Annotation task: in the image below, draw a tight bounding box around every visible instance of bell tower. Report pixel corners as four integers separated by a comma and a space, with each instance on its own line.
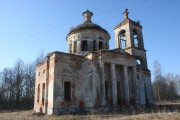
114, 9, 148, 68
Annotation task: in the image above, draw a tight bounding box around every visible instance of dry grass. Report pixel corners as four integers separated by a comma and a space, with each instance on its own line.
0, 110, 180, 120
155, 101, 180, 105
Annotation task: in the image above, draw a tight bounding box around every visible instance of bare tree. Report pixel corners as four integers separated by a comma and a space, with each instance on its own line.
35, 50, 45, 64
153, 60, 163, 101
175, 74, 180, 95
152, 60, 180, 102
0, 59, 35, 110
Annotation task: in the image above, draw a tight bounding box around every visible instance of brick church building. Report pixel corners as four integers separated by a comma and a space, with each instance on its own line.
34, 9, 153, 114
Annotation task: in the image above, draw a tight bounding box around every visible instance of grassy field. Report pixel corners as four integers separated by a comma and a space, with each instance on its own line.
0, 110, 180, 120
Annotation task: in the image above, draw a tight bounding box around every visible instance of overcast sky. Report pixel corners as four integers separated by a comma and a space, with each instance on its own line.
0, 0, 180, 76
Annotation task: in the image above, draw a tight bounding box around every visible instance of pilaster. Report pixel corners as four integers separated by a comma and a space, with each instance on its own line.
111, 64, 117, 105
99, 62, 106, 105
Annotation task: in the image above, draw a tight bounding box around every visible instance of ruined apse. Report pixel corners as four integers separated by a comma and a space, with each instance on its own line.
34, 9, 154, 115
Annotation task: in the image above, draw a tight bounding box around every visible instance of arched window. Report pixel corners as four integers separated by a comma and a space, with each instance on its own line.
38, 72, 41, 76
43, 69, 46, 74
73, 41, 77, 52
136, 57, 144, 66
99, 37, 103, 40
42, 83, 45, 105
133, 29, 138, 48
136, 59, 141, 65
119, 30, 126, 49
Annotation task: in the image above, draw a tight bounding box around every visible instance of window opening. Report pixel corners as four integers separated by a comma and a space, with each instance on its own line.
43, 69, 45, 74
64, 82, 71, 101
136, 60, 141, 65
74, 41, 77, 52
105, 43, 107, 49
82, 40, 87, 51
137, 74, 140, 79
93, 40, 96, 51
42, 83, 45, 105
133, 30, 138, 47
99, 41, 103, 50
119, 30, 126, 49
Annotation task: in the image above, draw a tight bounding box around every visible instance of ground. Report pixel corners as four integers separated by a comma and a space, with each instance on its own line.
0, 110, 180, 120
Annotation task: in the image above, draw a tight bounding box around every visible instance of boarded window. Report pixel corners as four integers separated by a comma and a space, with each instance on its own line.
74, 41, 77, 52
99, 41, 103, 50
42, 83, 45, 105
82, 40, 87, 51
93, 40, 96, 51
64, 82, 71, 101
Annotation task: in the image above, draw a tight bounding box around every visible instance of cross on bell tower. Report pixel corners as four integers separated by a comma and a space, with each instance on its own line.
123, 8, 129, 19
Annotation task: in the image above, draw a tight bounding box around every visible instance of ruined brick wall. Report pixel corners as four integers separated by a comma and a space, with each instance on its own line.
34, 53, 55, 114
52, 52, 100, 114
34, 60, 48, 112
34, 51, 154, 115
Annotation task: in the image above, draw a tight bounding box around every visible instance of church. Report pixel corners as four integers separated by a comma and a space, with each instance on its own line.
34, 9, 154, 115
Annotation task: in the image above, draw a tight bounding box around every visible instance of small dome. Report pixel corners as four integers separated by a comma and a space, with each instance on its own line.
67, 10, 110, 39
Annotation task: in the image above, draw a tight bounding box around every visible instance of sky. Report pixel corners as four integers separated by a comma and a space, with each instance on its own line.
0, 0, 180, 77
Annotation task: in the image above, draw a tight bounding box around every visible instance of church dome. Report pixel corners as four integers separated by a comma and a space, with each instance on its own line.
66, 10, 110, 56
